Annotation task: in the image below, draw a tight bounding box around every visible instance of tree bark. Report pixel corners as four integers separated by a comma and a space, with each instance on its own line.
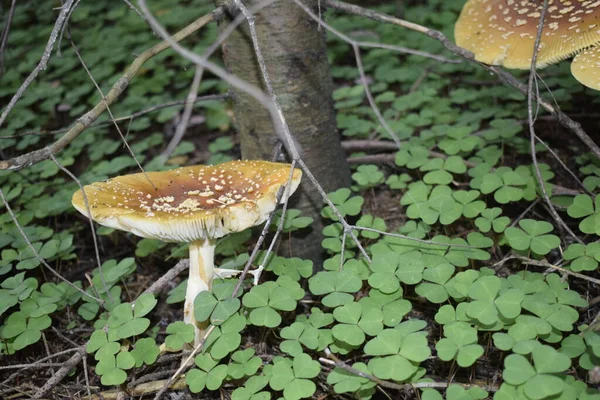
215, 0, 351, 265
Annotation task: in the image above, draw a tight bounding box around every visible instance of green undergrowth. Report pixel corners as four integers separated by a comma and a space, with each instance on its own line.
1, 1, 600, 400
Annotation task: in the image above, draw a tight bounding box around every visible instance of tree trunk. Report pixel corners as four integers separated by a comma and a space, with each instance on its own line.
214, 0, 351, 265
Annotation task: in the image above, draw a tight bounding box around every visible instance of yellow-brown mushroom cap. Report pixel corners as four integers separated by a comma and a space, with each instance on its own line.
571, 45, 600, 90
455, 0, 600, 69
72, 160, 302, 242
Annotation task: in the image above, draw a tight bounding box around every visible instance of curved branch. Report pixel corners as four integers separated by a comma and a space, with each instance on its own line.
0, 0, 76, 128
0, 8, 224, 171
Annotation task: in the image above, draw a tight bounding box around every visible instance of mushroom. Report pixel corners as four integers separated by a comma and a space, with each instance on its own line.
454, 0, 600, 68
72, 160, 302, 344
571, 45, 600, 91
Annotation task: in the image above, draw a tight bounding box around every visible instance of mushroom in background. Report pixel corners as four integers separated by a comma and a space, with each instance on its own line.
572, 45, 600, 91
72, 160, 302, 345
454, 0, 600, 90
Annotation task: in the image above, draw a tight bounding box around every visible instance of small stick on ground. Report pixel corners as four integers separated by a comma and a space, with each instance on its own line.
513, 255, 600, 286
320, 348, 499, 393
32, 347, 85, 399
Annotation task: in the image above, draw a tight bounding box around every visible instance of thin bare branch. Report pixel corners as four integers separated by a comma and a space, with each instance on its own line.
232, 163, 295, 296
121, 0, 149, 25
534, 133, 590, 196
0, 0, 17, 76
0, 348, 79, 372
66, 28, 156, 189
254, 163, 297, 272
513, 255, 600, 286
525, 0, 582, 244
352, 226, 482, 249
0, 9, 222, 171
153, 325, 216, 400
141, 259, 189, 297
32, 347, 85, 399
50, 154, 111, 299
161, 65, 204, 160
56, 0, 82, 56
354, 41, 461, 64
0, 188, 103, 305
0, 0, 76, 128
320, 348, 499, 392
343, 140, 398, 152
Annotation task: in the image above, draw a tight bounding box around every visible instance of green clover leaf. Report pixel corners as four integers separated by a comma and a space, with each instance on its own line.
564, 243, 600, 272
270, 209, 313, 233
228, 348, 262, 379
475, 207, 510, 233
308, 270, 362, 307
352, 164, 385, 188
165, 321, 195, 351
568, 194, 600, 235
243, 281, 302, 328
436, 322, 483, 367
386, 173, 412, 190
131, 337, 159, 367
280, 322, 320, 356
269, 354, 320, 400
327, 362, 375, 394
321, 188, 364, 221
505, 219, 560, 256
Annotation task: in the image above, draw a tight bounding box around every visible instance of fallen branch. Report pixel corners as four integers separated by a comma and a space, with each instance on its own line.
19, 259, 192, 398
342, 139, 398, 152
513, 255, 600, 286
142, 259, 189, 296
153, 325, 217, 400
320, 348, 499, 393
81, 377, 187, 400
0, 8, 224, 171
32, 347, 85, 399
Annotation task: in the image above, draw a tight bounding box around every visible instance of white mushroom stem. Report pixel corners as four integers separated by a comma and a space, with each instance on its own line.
183, 241, 265, 347
184, 238, 216, 346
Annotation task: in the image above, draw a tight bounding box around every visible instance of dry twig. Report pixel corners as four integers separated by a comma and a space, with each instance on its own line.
512, 255, 600, 286
0, 8, 224, 171
320, 348, 499, 393
524, 0, 582, 244
0, 0, 76, 128
0, 0, 17, 76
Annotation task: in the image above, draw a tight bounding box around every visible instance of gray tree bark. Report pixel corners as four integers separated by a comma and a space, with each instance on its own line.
214, 0, 351, 265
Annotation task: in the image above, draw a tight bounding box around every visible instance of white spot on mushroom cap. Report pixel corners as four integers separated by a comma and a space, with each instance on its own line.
571, 45, 600, 90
